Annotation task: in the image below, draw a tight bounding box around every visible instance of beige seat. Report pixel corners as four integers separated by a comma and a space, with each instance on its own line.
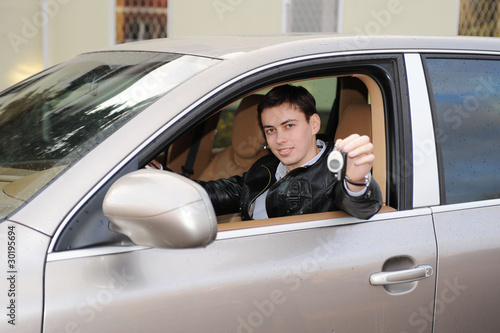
166, 113, 219, 179
198, 94, 269, 181
334, 101, 387, 205
334, 103, 372, 142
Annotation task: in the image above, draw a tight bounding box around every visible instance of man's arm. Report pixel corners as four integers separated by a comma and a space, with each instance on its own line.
333, 134, 383, 219
335, 134, 375, 193
332, 177, 383, 219
194, 176, 244, 216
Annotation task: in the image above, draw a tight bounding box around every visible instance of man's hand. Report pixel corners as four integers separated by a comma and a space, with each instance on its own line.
335, 134, 374, 192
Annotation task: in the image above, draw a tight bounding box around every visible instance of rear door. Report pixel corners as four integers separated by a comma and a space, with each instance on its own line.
422, 54, 500, 331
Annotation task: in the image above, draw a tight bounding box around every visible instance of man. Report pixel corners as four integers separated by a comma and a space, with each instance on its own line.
198, 84, 382, 220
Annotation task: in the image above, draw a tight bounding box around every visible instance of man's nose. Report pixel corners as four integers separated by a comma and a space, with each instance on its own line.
274, 130, 287, 144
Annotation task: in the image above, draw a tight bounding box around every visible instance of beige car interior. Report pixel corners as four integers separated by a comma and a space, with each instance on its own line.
165, 94, 269, 181
197, 94, 269, 181
160, 75, 392, 228
166, 113, 219, 179
336, 74, 387, 206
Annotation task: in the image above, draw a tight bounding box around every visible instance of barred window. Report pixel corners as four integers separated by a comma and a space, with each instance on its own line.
116, 0, 168, 44
459, 0, 500, 37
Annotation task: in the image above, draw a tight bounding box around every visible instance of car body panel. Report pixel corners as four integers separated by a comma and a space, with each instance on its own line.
100, 35, 500, 59
0, 221, 50, 332
431, 202, 500, 331
44, 209, 436, 332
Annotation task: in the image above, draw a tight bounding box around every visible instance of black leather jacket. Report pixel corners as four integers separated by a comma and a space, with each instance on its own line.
197, 142, 382, 220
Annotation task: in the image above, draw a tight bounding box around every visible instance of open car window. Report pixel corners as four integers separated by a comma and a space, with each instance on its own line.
53, 55, 401, 252
160, 74, 390, 226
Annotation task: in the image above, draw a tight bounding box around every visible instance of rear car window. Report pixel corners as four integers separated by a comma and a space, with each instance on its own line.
426, 57, 500, 204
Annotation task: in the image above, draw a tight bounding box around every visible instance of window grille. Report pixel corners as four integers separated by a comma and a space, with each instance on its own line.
116, 0, 168, 43
459, 0, 500, 36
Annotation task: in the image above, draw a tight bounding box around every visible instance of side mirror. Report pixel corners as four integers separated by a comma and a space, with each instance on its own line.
103, 169, 217, 249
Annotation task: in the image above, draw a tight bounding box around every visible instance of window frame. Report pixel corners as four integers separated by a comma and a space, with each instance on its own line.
53, 52, 408, 251
141, 54, 408, 224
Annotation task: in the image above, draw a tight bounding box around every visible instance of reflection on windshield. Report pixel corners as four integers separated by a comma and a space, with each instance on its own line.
0, 51, 218, 219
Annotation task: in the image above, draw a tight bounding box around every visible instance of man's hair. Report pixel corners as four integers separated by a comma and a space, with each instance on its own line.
257, 84, 317, 127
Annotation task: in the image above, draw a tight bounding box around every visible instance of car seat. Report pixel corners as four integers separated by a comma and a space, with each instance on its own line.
198, 94, 269, 181
334, 102, 372, 142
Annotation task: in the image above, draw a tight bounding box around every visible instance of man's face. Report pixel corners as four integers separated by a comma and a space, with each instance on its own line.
261, 103, 321, 172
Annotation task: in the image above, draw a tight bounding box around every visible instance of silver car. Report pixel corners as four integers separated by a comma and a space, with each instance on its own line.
1, 35, 500, 332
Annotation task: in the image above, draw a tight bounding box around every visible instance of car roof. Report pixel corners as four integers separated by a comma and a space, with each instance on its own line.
96, 34, 500, 59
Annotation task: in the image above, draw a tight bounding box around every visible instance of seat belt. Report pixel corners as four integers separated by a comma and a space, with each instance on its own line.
182, 123, 205, 178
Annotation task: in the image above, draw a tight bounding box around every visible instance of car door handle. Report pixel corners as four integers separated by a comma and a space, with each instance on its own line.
369, 265, 433, 286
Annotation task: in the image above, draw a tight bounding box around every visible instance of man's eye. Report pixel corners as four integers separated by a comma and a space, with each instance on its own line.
286, 124, 294, 129
265, 129, 274, 134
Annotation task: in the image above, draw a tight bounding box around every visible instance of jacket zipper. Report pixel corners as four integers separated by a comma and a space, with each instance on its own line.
247, 164, 273, 218
247, 165, 308, 218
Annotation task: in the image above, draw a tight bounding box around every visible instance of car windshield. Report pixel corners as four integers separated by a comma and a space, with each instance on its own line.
0, 51, 219, 220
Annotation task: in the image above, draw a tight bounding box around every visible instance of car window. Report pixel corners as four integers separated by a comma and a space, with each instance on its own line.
425, 57, 500, 204
212, 77, 337, 150
0, 52, 218, 220
164, 73, 389, 225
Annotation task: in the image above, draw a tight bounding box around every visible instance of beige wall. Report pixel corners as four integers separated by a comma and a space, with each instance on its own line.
0, 0, 460, 92
169, 0, 283, 36
169, 0, 459, 37
48, 0, 113, 66
0, 1, 44, 91
0, 0, 113, 92
342, 0, 459, 35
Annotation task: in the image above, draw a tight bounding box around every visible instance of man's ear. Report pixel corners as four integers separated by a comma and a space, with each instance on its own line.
310, 113, 321, 135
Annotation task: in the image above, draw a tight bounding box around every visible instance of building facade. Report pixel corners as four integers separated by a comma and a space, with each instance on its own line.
0, 0, 475, 91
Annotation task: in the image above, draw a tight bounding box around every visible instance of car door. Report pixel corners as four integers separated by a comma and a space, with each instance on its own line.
44, 211, 436, 332
43, 53, 438, 332
422, 54, 500, 332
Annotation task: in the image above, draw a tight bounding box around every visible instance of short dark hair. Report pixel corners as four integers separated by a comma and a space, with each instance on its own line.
257, 84, 317, 127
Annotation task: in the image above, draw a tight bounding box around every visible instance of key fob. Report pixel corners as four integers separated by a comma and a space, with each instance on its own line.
327, 149, 347, 181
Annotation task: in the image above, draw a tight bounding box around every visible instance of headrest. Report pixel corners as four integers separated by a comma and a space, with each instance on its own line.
334, 103, 372, 141
232, 94, 265, 159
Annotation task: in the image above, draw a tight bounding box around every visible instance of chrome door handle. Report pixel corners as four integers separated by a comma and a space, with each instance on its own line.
369, 265, 433, 286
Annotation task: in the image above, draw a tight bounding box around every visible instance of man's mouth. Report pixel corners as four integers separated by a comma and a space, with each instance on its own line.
277, 147, 293, 156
